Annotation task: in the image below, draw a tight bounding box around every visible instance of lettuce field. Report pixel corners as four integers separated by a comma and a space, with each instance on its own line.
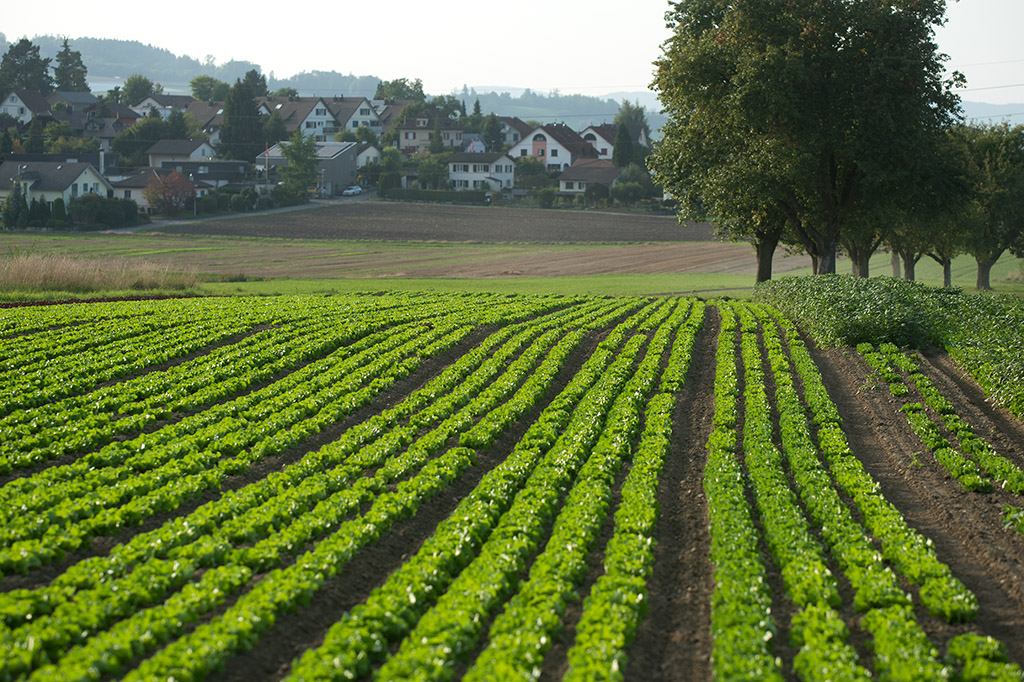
2, 286, 1024, 681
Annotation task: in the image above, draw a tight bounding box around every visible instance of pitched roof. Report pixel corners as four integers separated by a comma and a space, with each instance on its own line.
500, 116, 533, 137
2, 161, 110, 192
47, 91, 99, 108
5, 90, 51, 115
535, 124, 598, 159
140, 94, 196, 108
448, 152, 510, 163
558, 160, 623, 185
262, 140, 358, 163
185, 101, 225, 128
145, 140, 210, 156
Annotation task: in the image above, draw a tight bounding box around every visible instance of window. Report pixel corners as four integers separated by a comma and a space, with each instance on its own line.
306, 122, 313, 128
513, 133, 520, 142
565, 181, 574, 190
405, 132, 414, 140
124, 190, 132, 199
352, 121, 359, 128
534, 134, 546, 142
601, 148, 608, 155
360, 108, 370, 115
520, 149, 527, 157
538, 149, 545, 157
71, 183, 78, 196
551, 149, 558, 157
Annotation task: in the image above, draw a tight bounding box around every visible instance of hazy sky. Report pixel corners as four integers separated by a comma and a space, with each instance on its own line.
4, 0, 1022, 104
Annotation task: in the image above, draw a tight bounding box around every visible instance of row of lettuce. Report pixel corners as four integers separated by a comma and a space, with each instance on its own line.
1, 288, 1022, 680
706, 300, 1022, 681
755, 275, 1024, 420
0, 292, 714, 681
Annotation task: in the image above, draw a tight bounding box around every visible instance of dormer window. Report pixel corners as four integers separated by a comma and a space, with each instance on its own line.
533, 134, 547, 142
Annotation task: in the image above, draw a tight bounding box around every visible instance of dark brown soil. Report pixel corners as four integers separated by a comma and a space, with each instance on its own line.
810, 344, 1024, 665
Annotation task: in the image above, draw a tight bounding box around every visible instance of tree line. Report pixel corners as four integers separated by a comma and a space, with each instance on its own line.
649, 0, 1024, 290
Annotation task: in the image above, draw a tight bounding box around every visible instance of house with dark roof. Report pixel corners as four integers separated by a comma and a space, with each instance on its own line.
499, 117, 533, 147
185, 101, 226, 146
579, 124, 651, 161
0, 161, 113, 209
145, 140, 216, 168
507, 124, 598, 172
1, 91, 52, 126
557, 159, 623, 195
448, 152, 515, 190
395, 109, 464, 156
326, 97, 384, 135
46, 91, 99, 113
132, 94, 196, 119
112, 167, 212, 214
374, 99, 418, 137
257, 96, 336, 141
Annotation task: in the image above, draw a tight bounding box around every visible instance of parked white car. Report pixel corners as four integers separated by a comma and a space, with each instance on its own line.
342, 185, 362, 196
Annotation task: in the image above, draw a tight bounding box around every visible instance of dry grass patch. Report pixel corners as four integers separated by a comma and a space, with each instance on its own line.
0, 252, 198, 293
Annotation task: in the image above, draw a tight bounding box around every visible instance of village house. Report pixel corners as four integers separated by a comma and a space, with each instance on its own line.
1, 91, 51, 125
557, 159, 623, 196
579, 124, 651, 161
447, 152, 515, 191
260, 140, 359, 196
112, 168, 211, 214
0, 161, 113, 209
499, 117, 532, 147
326, 97, 384, 135
257, 96, 336, 141
146, 140, 216, 168
131, 94, 196, 119
507, 124, 598, 172
396, 109, 463, 156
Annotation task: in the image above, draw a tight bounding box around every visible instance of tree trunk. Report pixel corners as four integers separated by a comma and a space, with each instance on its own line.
942, 260, 952, 287
816, 225, 841, 275
754, 234, 780, 283
902, 256, 917, 281
976, 257, 995, 291
891, 252, 901, 278
850, 249, 871, 278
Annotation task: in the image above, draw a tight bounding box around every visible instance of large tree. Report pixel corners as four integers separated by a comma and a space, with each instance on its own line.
190, 75, 230, 102
954, 122, 1024, 290
122, 74, 162, 106
613, 99, 652, 145
375, 78, 426, 102
218, 76, 265, 160
53, 38, 89, 92
0, 38, 55, 95
279, 128, 320, 196
651, 0, 961, 276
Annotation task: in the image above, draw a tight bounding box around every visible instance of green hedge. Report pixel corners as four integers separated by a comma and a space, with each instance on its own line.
754, 275, 1024, 419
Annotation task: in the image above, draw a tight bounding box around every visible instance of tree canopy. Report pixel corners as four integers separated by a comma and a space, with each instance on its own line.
650, 0, 961, 276
121, 74, 162, 106
54, 38, 89, 92
218, 75, 265, 161
0, 39, 55, 95
190, 75, 230, 101
375, 78, 426, 102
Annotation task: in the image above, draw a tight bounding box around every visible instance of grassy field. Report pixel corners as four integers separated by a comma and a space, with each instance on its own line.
0, 221, 1021, 300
